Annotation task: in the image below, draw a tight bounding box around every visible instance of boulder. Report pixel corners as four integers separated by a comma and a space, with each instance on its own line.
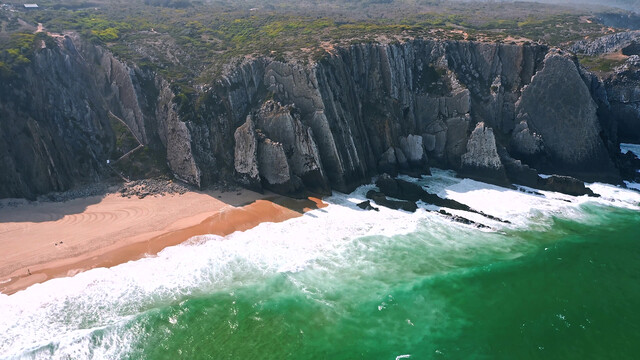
394, 147, 409, 170
399, 134, 429, 169
423, 134, 436, 152
375, 174, 473, 212
356, 200, 379, 211
424, 120, 448, 158
497, 147, 540, 188
257, 137, 299, 194
538, 175, 598, 197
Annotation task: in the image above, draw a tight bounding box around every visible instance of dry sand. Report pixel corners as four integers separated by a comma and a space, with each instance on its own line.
0, 189, 325, 295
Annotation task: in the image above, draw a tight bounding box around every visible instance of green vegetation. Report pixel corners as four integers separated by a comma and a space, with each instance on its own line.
2, 0, 622, 82
112, 145, 171, 180
109, 115, 141, 159
578, 54, 627, 73
0, 0, 632, 112
0, 31, 54, 76
29, 10, 135, 43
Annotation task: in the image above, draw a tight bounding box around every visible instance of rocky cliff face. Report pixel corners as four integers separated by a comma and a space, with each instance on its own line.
0, 35, 112, 199
0, 33, 198, 199
0, 35, 629, 199
602, 56, 640, 144
513, 50, 618, 181
571, 31, 640, 56
571, 32, 640, 146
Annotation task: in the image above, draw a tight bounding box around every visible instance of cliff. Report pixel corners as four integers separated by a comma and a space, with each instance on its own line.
601, 56, 640, 144
0, 33, 193, 199
0, 34, 630, 199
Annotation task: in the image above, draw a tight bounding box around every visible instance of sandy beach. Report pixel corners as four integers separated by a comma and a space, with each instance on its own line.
0, 189, 325, 295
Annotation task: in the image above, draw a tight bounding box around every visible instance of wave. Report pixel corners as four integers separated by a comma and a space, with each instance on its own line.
621, 142, 640, 158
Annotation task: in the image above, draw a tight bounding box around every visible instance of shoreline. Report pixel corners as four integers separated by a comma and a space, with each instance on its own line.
0, 189, 325, 295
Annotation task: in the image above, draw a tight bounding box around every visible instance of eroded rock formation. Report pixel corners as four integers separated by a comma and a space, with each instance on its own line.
0, 34, 631, 199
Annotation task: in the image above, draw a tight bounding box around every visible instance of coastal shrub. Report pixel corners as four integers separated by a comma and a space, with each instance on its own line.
0, 32, 39, 75
578, 55, 626, 73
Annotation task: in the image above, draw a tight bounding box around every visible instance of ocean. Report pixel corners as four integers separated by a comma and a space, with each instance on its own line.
1, 169, 639, 360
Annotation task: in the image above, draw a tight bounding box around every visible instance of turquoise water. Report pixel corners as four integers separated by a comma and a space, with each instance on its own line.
1, 171, 640, 359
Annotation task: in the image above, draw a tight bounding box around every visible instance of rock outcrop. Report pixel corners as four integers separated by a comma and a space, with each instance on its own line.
513, 51, 618, 182
460, 122, 509, 187
603, 56, 640, 144
257, 137, 300, 194
539, 175, 597, 197
0, 35, 112, 199
234, 117, 261, 191
571, 31, 640, 56
254, 100, 328, 194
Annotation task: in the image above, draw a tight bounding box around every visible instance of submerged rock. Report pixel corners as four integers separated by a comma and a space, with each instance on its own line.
375, 174, 473, 212
538, 175, 598, 197
366, 190, 418, 213
438, 209, 490, 229
356, 200, 379, 211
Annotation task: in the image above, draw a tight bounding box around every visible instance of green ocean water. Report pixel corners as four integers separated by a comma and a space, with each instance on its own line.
121, 205, 640, 360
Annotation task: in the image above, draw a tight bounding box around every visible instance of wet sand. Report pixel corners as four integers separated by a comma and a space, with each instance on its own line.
0, 190, 325, 295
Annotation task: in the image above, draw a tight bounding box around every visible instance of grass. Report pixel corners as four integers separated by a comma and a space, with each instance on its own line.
578, 54, 627, 73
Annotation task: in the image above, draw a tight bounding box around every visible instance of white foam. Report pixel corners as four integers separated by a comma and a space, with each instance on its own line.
409, 169, 639, 229
621, 143, 640, 158
1, 169, 638, 359
624, 181, 640, 192
587, 182, 640, 207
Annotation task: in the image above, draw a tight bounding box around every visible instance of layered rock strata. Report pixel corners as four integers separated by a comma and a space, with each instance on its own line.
0, 35, 629, 199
